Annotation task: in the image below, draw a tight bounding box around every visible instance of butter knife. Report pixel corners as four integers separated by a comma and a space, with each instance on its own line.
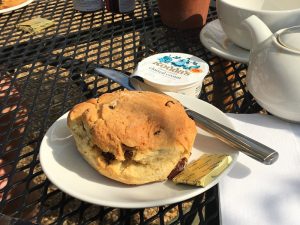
95, 68, 279, 165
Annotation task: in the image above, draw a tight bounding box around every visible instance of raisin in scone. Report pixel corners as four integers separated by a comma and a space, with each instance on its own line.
67, 91, 197, 185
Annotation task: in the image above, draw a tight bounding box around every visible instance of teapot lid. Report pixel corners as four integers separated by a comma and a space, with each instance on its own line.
278, 27, 300, 52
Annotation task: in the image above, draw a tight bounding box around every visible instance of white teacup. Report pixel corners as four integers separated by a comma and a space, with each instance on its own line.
217, 0, 300, 50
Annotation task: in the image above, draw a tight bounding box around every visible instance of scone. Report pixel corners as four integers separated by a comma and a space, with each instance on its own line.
67, 91, 197, 185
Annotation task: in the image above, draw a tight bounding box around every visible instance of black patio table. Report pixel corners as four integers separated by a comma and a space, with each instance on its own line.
0, 0, 263, 224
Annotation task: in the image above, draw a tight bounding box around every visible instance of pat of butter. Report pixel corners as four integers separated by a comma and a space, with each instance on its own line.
172, 154, 232, 187
17, 17, 55, 34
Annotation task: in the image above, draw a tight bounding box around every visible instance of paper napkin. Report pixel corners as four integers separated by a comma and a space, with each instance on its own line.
220, 113, 300, 225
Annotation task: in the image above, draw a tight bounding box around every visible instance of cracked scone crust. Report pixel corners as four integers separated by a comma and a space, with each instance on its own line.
67, 91, 197, 185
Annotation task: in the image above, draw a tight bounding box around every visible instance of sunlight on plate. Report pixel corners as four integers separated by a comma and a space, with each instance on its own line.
39, 93, 238, 208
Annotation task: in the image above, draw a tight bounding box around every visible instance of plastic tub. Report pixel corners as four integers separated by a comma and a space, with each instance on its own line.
132, 53, 209, 97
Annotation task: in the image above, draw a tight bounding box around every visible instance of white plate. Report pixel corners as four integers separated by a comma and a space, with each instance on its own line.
200, 19, 250, 64
0, 0, 34, 14
39, 93, 238, 208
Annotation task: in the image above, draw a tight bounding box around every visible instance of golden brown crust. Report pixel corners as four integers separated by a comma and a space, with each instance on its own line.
67, 91, 197, 184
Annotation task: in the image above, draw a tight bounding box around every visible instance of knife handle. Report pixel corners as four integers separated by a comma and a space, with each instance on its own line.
185, 109, 279, 165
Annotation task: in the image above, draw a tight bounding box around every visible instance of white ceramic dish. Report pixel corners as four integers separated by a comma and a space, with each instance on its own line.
39, 93, 238, 208
0, 0, 34, 14
200, 19, 249, 64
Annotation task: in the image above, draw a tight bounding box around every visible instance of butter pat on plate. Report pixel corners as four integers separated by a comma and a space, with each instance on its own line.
173, 154, 232, 187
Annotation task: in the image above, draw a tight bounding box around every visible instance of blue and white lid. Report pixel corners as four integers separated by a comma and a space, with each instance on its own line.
133, 53, 209, 87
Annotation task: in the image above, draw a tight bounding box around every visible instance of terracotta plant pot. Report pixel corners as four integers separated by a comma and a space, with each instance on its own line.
157, 0, 210, 29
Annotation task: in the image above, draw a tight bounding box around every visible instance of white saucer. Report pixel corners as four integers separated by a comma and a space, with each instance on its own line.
200, 19, 250, 64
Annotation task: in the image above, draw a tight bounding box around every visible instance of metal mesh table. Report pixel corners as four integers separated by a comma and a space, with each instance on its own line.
0, 0, 263, 224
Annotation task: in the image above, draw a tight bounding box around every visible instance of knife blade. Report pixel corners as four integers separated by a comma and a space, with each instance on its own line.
95, 67, 279, 165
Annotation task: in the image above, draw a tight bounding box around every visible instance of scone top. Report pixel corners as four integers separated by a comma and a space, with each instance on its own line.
67, 91, 197, 184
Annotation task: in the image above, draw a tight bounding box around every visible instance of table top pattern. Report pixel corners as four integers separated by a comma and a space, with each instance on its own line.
0, 0, 262, 224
